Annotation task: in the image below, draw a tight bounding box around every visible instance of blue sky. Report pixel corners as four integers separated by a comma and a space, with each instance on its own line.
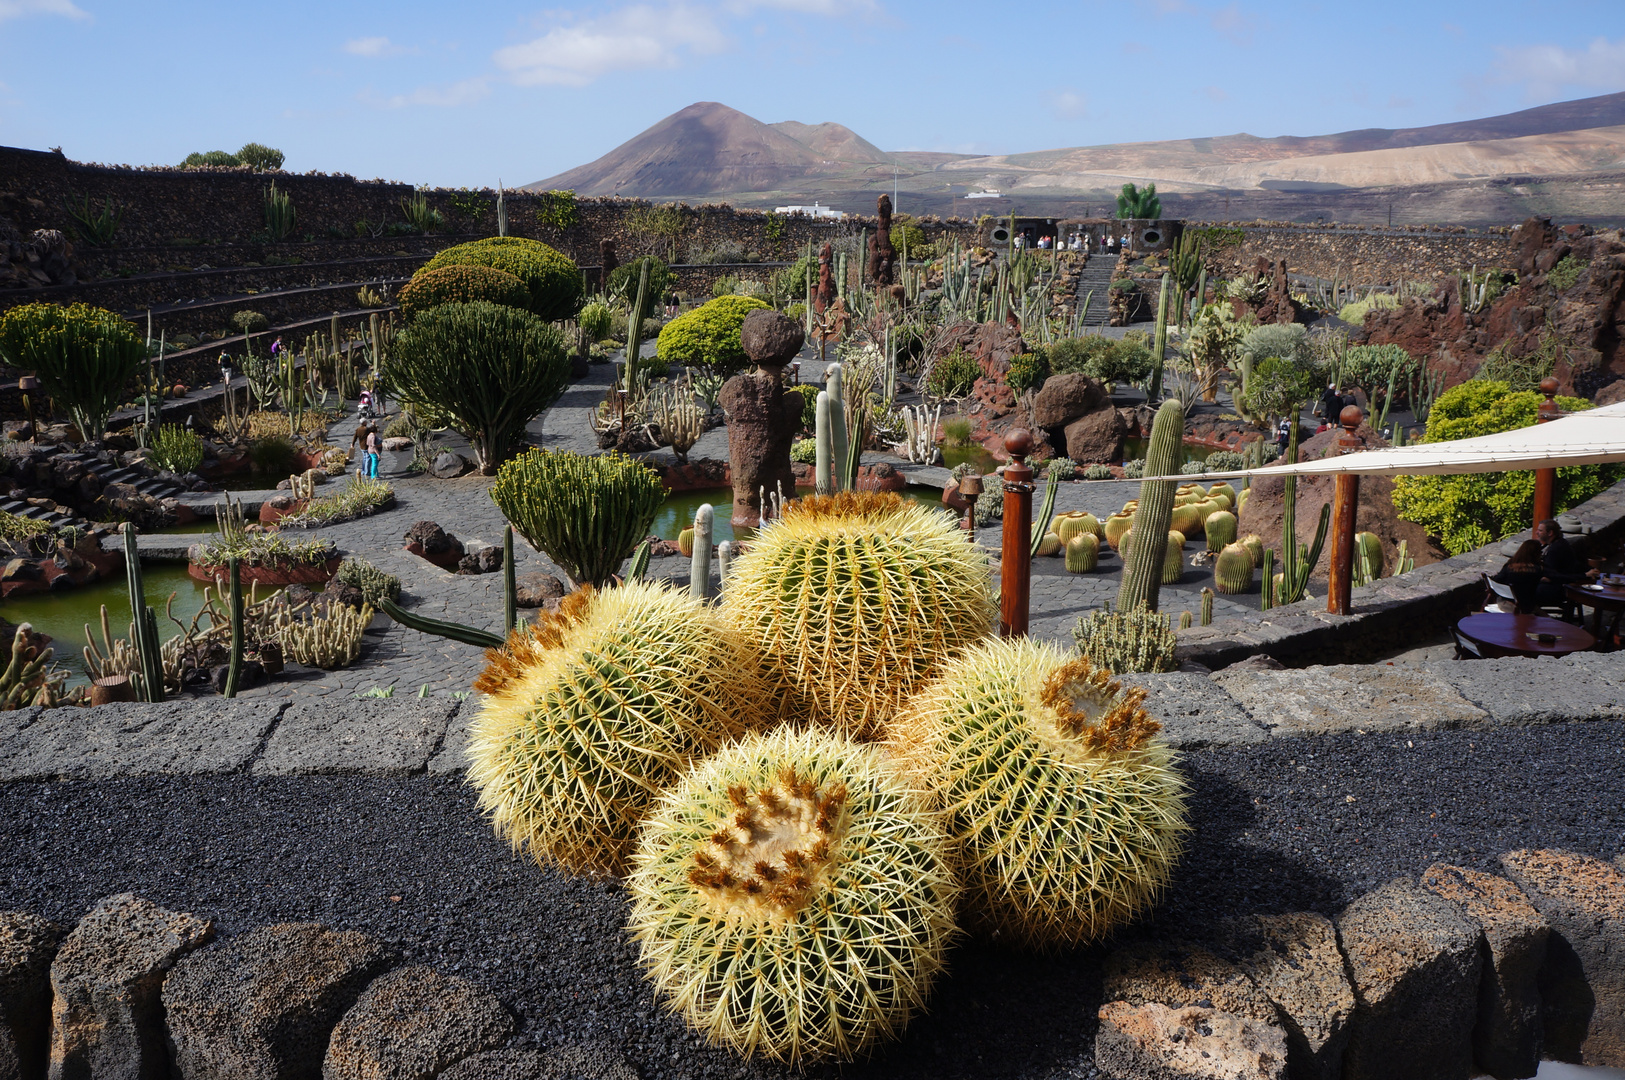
1, 0, 1622, 187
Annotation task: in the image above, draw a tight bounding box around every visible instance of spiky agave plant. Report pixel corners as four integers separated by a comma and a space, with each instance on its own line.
626, 726, 959, 1063
889, 637, 1188, 948
723, 491, 995, 741
467, 581, 770, 876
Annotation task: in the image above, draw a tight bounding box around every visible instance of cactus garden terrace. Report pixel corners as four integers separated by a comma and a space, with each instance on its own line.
0, 211, 1623, 1079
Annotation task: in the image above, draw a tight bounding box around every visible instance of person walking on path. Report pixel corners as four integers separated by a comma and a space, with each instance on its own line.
364, 424, 381, 480
350, 420, 370, 465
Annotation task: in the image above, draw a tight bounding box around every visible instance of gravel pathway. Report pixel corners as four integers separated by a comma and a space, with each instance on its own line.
3, 720, 1619, 1079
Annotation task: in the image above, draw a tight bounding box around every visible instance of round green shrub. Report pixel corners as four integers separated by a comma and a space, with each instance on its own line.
1203, 450, 1246, 472
787, 383, 820, 431
1006, 350, 1049, 395
391, 302, 570, 473
0, 302, 145, 442
248, 435, 298, 476
927, 349, 981, 398
606, 257, 672, 322
576, 300, 613, 341
655, 295, 771, 378
397, 265, 532, 320
419, 237, 584, 323
790, 438, 817, 464
1393, 380, 1620, 554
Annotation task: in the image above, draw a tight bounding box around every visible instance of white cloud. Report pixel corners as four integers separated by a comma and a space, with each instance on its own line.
362, 77, 492, 109
0, 0, 88, 23
344, 36, 414, 57
1138, 0, 1258, 46
1201, 85, 1228, 102
494, 5, 727, 87
1493, 37, 1625, 100
1047, 88, 1089, 120
724, 0, 877, 15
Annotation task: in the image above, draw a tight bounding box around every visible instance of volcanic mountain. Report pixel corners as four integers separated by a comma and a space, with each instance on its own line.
527, 94, 1625, 225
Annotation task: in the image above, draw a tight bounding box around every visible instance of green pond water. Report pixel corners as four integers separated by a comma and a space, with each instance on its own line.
942, 444, 999, 475
2, 566, 213, 687
1121, 437, 1216, 467
655, 486, 950, 544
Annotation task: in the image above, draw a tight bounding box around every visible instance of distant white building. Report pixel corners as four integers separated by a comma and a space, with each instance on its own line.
964, 190, 1003, 199
773, 202, 845, 221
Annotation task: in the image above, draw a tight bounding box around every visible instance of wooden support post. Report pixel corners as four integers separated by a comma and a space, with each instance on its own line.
1000, 430, 1034, 638
1533, 376, 1561, 527
1328, 405, 1364, 616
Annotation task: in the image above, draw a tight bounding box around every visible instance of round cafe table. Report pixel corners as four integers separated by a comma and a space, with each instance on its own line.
1456, 612, 1596, 659
1567, 581, 1625, 648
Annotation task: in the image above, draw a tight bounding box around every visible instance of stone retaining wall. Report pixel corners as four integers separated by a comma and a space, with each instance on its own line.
1187, 220, 1516, 287
1175, 477, 1625, 669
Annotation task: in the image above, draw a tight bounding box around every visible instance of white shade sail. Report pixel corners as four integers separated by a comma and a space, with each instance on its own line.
1139, 400, 1625, 481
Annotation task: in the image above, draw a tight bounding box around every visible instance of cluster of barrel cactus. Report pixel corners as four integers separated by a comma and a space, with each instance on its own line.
465, 489, 1187, 1064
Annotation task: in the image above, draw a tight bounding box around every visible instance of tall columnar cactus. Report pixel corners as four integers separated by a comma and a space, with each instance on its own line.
1204, 510, 1237, 552
1200, 587, 1213, 626
122, 522, 164, 702
715, 540, 733, 592
889, 637, 1187, 947
1261, 548, 1276, 610
1213, 544, 1255, 594
825, 363, 849, 491
1117, 400, 1185, 612
468, 581, 770, 876
502, 526, 518, 631
1029, 466, 1061, 558
814, 391, 833, 496
689, 503, 713, 601
1355, 531, 1384, 583
223, 557, 244, 698
723, 492, 995, 741
626, 727, 958, 1063
1065, 533, 1099, 573
1150, 273, 1170, 400
490, 449, 665, 588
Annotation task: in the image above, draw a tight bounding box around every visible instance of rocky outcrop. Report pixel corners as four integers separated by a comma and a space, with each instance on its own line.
1216, 912, 1355, 1080
323, 966, 513, 1080
1421, 863, 1550, 1078
0, 912, 62, 1080
1335, 879, 1484, 1080
48, 894, 215, 1080
1499, 849, 1625, 1066
163, 922, 396, 1079
1362, 218, 1625, 397
1235, 420, 1444, 583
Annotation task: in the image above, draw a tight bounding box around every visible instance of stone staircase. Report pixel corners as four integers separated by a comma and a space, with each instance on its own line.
1073, 262, 1118, 328
0, 444, 192, 534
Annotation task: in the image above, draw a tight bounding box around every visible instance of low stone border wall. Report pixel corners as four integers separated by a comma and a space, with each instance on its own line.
1176, 478, 1625, 669
0, 892, 627, 1079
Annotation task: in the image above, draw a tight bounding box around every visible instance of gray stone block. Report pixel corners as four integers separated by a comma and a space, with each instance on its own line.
1335, 878, 1484, 1080
1499, 849, 1625, 1066
1427, 656, 1625, 726
1216, 912, 1354, 1080
0, 911, 63, 1080
1095, 1000, 1287, 1080
0, 700, 281, 780
1121, 672, 1268, 748
253, 698, 457, 776
165, 922, 396, 1080
1420, 863, 1549, 1079
427, 698, 477, 774
324, 966, 513, 1080
49, 894, 215, 1080
1211, 664, 1488, 737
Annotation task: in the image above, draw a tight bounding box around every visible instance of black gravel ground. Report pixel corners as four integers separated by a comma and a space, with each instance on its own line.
4, 721, 1623, 1080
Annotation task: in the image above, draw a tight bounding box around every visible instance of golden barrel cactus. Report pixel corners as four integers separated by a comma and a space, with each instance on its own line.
723, 491, 995, 740
889, 637, 1188, 948
626, 726, 959, 1063
467, 581, 769, 876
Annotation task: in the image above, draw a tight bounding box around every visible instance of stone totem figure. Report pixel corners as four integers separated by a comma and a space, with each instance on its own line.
867, 195, 896, 286
720, 310, 805, 528
814, 242, 835, 317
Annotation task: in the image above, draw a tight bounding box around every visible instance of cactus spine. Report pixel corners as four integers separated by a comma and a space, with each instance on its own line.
1213, 543, 1255, 594
224, 556, 244, 698
1065, 533, 1099, 572
1117, 400, 1184, 612
122, 522, 164, 702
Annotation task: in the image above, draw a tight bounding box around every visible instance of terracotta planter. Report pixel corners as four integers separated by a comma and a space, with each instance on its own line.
90, 675, 135, 706
187, 555, 341, 586
854, 465, 907, 493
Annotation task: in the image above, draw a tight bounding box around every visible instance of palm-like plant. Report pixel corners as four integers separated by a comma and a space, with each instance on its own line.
1116, 182, 1162, 219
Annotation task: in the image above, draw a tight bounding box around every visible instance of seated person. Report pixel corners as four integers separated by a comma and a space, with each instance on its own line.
1535, 518, 1599, 609
1491, 540, 1544, 614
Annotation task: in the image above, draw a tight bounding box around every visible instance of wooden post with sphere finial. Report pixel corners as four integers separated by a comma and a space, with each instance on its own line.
1000, 430, 1034, 637
1328, 404, 1364, 616
1533, 376, 1561, 527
